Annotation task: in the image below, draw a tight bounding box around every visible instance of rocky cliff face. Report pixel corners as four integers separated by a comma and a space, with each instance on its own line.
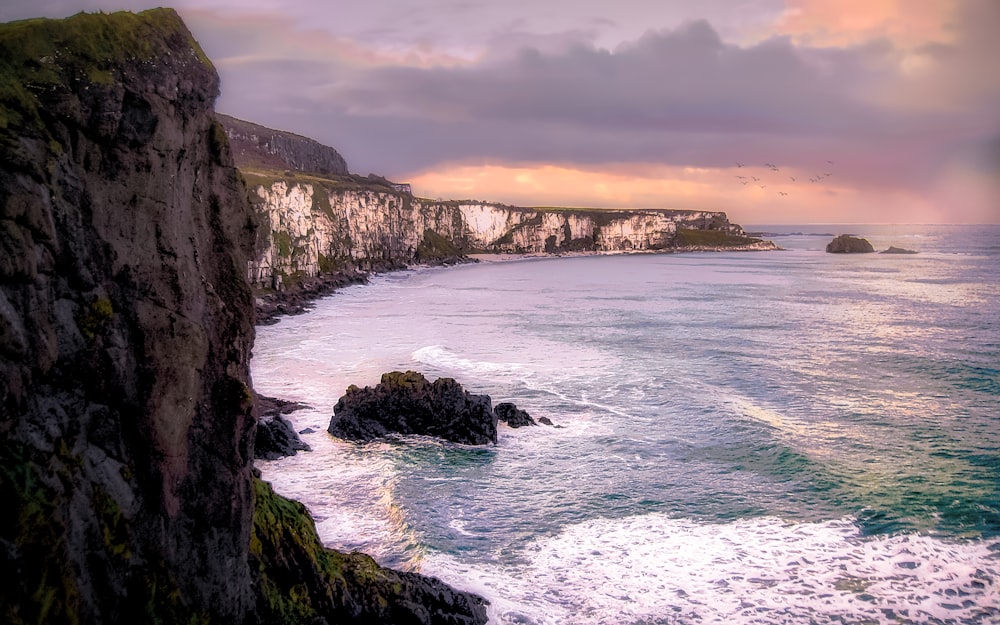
218, 113, 348, 176
0, 9, 258, 621
0, 10, 486, 625
245, 175, 773, 288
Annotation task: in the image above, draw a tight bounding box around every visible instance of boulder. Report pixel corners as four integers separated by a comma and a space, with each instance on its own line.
255, 395, 312, 460
495, 402, 537, 428
881, 246, 918, 254
826, 234, 875, 253
328, 371, 498, 445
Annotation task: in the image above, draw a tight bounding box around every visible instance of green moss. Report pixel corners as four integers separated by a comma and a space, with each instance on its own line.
415, 228, 460, 262
0, 443, 81, 625
92, 484, 131, 561
78, 297, 113, 340
274, 231, 292, 258
0, 9, 210, 136
208, 119, 228, 163
674, 227, 764, 248
317, 253, 334, 274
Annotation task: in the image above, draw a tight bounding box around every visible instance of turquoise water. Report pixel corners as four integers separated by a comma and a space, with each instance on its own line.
252, 225, 1000, 624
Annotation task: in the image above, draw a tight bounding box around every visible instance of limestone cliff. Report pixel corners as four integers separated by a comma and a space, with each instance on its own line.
243, 173, 774, 289
0, 10, 486, 624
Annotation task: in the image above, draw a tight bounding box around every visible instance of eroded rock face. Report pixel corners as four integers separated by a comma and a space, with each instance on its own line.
329, 371, 498, 445
238, 162, 775, 290
826, 234, 875, 253
0, 9, 257, 621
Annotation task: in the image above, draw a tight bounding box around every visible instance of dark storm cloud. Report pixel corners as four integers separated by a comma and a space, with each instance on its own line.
226, 19, 963, 183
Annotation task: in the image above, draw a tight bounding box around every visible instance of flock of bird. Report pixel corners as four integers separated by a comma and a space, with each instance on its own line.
732, 160, 835, 198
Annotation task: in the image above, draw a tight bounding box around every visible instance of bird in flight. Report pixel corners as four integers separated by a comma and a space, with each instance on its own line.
778, 191, 788, 196
736, 161, 744, 167
759, 184, 767, 189
789, 176, 796, 182
752, 176, 760, 182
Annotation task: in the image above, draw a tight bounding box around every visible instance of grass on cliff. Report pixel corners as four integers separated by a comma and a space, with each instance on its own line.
0, 8, 210, 132
250, 478, 408, 622
674, 227, 764, 247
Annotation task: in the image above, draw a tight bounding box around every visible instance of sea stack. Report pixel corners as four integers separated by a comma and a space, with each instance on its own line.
826, 234, 875, 253
329, 371, 499, 444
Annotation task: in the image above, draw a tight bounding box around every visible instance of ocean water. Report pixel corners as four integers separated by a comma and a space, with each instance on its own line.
251, 224, 1000, 624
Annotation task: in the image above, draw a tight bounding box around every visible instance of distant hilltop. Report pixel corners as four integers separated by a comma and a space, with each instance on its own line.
217, 112, 349, 176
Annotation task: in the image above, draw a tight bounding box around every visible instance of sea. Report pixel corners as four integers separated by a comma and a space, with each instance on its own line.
251, 224, 1000, 625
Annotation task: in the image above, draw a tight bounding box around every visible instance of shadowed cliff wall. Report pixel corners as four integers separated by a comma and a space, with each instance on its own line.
0, 10, 489, 624
0, 8, 258, 622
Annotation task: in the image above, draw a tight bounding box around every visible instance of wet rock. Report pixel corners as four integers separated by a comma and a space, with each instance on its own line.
329, 371, 498, 445
826, 234, 875, 253
255, 395, 311, 460
881, 246, 918, 254
495, 402, 537, 428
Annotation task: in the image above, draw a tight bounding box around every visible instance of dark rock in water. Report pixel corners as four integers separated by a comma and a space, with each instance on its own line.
538, 416, 554, 426
329, 371, 498, 445
495, 402, 537, 428
826, 234, 875, 253
255, 395, 311, 460
881, 246, 918, 254
299, 427, 317, 435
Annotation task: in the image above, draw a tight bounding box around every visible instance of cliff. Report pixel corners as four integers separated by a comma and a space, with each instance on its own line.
0, 9, 485, 624
241, 171, 774, 290
218, 112, 348, 177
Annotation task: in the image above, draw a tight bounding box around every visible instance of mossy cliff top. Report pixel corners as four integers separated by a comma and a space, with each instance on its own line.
0, 8, 213, 134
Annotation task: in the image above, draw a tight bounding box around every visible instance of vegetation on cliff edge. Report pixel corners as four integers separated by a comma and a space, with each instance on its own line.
0, 9, 211, 133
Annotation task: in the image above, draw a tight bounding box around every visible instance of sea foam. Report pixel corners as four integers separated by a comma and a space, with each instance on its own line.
424, 515, 999, 625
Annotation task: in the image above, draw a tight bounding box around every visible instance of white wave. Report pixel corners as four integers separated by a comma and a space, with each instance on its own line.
412, 345, 528, 378
423, 515, 1000, 625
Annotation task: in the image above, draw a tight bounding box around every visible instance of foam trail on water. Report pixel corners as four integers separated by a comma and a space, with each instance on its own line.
412, 345, 527, 378
423, 515, 1000, 625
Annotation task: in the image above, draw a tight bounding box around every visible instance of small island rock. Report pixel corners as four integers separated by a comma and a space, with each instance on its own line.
328, 371, 498, 445
495, 402, 537, 428
826, 234, 875, 253
881, 246, 918, 254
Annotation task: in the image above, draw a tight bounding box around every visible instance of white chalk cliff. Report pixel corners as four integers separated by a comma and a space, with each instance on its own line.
245, 178, 774, 288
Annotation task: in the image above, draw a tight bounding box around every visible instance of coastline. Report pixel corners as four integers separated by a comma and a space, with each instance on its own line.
255, 243, 779, 325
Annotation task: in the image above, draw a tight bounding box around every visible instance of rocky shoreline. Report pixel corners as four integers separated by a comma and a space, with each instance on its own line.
254, 244, 777, 324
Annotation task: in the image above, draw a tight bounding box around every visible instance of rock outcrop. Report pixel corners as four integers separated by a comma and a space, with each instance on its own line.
0, 10, 486, 625
881, 246, 918, 254
826, 234, 875, 253
495, 402, 537, 428
329, 371, 498, 445
254, 395, 311, 460
251, 478, 488, 624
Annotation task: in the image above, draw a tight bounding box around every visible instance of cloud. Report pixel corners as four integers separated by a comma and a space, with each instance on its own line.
213, 14, 988, 196
3, 0, 996, 222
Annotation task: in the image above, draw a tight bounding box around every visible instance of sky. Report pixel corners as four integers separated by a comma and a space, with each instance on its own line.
3, 1, 998, 224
